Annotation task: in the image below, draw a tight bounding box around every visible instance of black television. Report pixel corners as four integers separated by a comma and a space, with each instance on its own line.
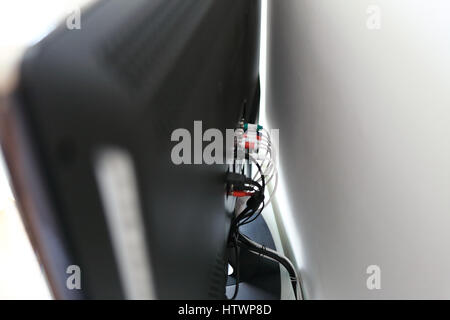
0, 0, 260, 299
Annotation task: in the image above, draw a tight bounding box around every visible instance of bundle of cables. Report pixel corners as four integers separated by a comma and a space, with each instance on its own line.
226, 122, 301, 300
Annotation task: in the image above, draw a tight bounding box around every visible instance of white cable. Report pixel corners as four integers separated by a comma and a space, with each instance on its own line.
265, 165, 278, 207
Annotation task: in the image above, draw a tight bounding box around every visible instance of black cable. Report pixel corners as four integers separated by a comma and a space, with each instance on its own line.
250, 158, 266, 191
237, 232, 300, 300
226, 141, 268, 301
228, 207, 251, 242
238, 200, 264, 227
238, 160, 266, 226
230, 235, 240, 300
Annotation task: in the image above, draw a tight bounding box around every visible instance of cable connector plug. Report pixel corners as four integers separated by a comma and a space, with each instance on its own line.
244, 123, 263, 132
230, 191, 254, 197
226, 172, 257, 192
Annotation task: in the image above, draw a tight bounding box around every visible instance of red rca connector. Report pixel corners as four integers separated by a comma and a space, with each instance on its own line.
245, 141, 256, 150
230, 191, 254, 197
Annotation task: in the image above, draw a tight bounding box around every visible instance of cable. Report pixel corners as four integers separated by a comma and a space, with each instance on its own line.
237, 157, 266, 227
265, 164, 278, 207
226, 121, 286, 300
230, 235, 240, 300
237, 233, 301, 300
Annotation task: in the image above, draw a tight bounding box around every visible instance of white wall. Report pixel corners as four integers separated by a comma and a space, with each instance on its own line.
267, 0, 450, 299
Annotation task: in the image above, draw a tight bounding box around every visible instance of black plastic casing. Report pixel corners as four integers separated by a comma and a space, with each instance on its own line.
0, 0, 260, 299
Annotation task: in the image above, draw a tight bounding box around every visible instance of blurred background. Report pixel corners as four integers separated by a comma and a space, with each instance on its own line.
0, 0, 93, 300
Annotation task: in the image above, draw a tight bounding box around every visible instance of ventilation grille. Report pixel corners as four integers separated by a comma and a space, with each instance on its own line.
102, 0, 197, 88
